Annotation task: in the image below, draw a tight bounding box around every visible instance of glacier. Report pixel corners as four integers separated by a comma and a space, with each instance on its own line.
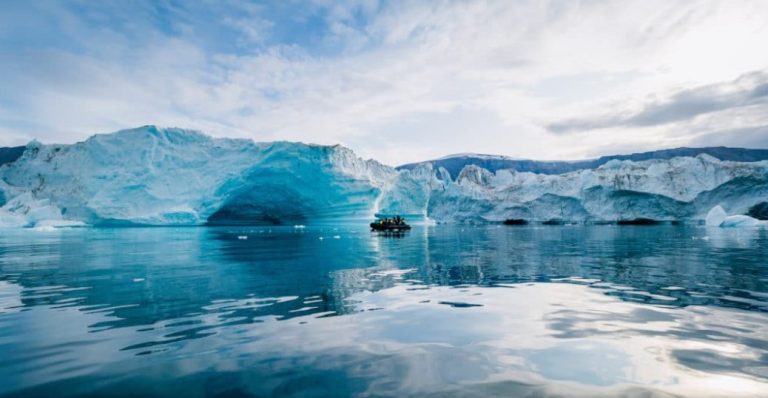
1, 126, 768, 227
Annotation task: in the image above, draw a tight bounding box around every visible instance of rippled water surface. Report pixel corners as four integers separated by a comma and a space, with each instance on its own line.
0, 225, 767, 397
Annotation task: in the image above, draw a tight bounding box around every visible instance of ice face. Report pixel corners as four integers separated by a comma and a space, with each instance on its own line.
1, 126, 768, 227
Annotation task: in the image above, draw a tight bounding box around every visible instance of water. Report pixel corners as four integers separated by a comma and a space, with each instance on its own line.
0, 225, 767, 397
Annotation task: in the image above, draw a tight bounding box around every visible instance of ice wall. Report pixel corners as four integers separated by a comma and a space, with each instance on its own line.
1, 126, 767, 227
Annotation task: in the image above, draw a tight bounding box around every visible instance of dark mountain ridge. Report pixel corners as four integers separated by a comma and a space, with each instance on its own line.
0, 146, 25, 166
398, 147, 768, 178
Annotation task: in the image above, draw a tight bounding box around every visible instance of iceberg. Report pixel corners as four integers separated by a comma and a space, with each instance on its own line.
0, 126, 397, 227
2, 126, 768, 227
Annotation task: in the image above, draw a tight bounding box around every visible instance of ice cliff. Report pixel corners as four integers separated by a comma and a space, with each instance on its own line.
1, 126, 767, 227
0, 126, 396, 227
382, 156, 768, 223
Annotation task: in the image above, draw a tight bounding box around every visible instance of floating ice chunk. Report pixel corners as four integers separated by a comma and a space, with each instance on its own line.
237, 235, 248, 240
31, 225, 57, 232
720, 215, 762, 228
705, 206, 727, 227
706, 205, 766, 228
34, 219, 87, 229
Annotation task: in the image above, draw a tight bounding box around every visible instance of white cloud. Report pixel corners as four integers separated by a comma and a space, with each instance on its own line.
1, 0, 768, 165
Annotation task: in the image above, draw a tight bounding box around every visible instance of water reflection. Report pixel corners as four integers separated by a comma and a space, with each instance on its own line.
0, 225, 766, 397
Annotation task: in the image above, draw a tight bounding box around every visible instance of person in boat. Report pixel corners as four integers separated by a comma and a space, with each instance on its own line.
371, 215, 410, 231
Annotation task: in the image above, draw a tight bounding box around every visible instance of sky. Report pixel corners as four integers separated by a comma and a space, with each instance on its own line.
1, 0, 768, 166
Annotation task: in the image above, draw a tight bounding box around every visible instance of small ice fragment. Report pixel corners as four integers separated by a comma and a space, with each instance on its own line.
237, 235, 248, 240
133, 278, 145, 282
289, 307, 316, 313
32, 225, 57, 232
333, 235, 341, 239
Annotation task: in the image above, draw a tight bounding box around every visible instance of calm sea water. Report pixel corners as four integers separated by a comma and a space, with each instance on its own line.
0, 225, 766, 397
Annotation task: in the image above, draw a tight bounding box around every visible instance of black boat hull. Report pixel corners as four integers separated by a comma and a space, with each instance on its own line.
370, 223, 411, 231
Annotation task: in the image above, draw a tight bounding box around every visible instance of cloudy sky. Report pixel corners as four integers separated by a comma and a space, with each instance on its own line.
1, 0, 767, 165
